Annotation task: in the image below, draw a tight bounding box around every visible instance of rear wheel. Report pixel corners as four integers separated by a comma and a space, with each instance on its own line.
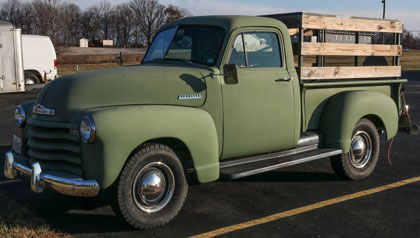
114, 143, 188, 229
330, 118, 380, 180
24, 72, 40, 85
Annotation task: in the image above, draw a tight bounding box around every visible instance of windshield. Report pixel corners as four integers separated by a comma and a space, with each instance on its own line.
143, 26, 225, 66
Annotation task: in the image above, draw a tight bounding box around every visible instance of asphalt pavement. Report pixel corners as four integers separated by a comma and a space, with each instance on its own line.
1, 71, 420, 238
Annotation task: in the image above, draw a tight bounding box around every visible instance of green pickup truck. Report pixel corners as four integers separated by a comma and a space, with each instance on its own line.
4, 14, 418, 229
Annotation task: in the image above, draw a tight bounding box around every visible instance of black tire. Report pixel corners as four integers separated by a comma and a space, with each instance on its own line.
114, 143, 188, 229
24, 72, 40, 85
330, 118, 380, 180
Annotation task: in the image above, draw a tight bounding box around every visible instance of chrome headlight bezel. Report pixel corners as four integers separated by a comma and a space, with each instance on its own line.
80, 115, 96, 143
15, 105, 26, 128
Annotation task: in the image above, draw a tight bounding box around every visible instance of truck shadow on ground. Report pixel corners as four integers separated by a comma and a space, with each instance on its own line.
0, 146, 133, 234
0, 145, 340, 235
232, 171, 342, 183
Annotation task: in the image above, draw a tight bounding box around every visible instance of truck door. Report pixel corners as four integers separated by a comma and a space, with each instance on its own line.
221, 31, 296, 159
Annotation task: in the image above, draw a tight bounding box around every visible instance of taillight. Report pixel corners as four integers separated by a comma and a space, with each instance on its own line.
54, 59, 57, 68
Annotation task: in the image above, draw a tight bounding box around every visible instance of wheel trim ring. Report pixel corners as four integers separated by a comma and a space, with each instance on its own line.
349, 131, 372, 169
132, 161, 175, 213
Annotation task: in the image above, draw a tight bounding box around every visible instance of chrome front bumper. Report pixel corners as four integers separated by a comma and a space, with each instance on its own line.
4, 151, 100, 197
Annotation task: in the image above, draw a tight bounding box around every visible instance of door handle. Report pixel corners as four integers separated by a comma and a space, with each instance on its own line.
275, 77, 292, 82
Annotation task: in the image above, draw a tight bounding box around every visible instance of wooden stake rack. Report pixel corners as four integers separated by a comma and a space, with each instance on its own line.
266, 12, 403, 81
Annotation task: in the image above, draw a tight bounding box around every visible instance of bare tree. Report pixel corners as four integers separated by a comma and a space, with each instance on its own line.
31, 0, 62, 45
80, 5, 102, 40
59, 2, 81, 45
130, 0, 167, 46
402, 29, 416, 49
20, 3, 36, 34
99, 0, 113, 40
31, 0, 49, 35
164, 4, 191, 23
0, 0, 191, 48
0, 0, 23, 27
114, 3, 133, 47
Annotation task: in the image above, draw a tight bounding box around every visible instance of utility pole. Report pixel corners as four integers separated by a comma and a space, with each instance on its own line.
382, 0, 386, 19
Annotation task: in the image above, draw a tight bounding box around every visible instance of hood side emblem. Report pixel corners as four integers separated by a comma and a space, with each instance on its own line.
178, 94, 202, 100
33, 104, 56, 116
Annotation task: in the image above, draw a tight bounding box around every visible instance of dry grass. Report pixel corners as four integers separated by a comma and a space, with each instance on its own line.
58, 63, 121, 76
57, 63, 139, 76
401, 50, 420, 70
58, 54, 144, 64
0, 191, 69, 238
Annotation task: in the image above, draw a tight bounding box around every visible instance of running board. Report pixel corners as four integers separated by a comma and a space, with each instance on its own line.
220, 148, 342, 180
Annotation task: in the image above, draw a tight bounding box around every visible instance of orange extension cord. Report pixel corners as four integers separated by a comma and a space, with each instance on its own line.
387, 91, 409, 165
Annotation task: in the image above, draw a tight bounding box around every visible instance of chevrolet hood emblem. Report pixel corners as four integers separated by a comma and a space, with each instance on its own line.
32, 104, 55, 116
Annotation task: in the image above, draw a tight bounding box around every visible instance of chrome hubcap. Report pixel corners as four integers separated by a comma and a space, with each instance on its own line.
25, 78, 35, 85
133, 162, 175, 213
349, 131, 372, 168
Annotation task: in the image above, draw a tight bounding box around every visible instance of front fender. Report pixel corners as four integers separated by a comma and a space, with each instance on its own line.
81, 105, 219, 188
320, 91, 398, 153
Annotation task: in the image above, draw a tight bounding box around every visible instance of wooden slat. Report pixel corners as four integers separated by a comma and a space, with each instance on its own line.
302, 15, 403, 33
288, 28, 315, 36
288, 28, 299, 36
300, 66, 401, 80
300, 43, 402, 56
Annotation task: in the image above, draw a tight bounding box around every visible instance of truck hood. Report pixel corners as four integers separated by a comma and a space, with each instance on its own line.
34, 64, 210, 121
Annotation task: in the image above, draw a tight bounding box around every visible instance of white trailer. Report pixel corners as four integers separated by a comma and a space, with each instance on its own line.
0, 21, 24, 93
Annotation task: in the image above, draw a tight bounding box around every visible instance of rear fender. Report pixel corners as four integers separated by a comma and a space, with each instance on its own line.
80, 105, 219, 188
320, 91, 398, 153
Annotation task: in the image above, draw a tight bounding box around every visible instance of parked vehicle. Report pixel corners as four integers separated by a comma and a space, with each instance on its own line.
4, 13, 419, 229
0, 21, 25, 93
22, 35, 58, 85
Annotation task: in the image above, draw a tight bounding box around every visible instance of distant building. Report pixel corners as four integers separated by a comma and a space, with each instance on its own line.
86, 39, 114, 48
102, 40, 114, 48
79, 38, 88, 48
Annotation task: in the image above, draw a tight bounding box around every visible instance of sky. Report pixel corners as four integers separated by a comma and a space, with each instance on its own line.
4, 0, 420, 33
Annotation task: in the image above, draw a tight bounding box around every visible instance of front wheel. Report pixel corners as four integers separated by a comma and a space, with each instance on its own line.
114, 144, 188, 229
330, 118, 380, 180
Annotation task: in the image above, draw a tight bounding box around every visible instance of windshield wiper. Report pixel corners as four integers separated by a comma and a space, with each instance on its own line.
149, 58, 193, 65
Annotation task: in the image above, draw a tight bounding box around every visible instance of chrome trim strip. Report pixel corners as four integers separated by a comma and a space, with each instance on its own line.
4, 151, 99, 197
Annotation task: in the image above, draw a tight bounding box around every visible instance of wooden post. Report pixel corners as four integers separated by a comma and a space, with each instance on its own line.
299, 28, 304, 71
355, 32, 360, 66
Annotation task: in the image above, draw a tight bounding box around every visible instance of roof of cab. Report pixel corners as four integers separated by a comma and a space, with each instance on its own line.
160, 15, 288, 33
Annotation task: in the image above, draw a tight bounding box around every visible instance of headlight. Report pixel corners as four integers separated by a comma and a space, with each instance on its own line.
80, 115, 96, 143
15, 105, 26, 127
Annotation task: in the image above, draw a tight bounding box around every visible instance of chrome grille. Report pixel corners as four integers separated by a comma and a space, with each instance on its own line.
26, 118, 82, 177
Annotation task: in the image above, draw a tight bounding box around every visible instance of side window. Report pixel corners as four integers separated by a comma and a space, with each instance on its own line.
227, 34, 246, 67
244, 32, 282, 68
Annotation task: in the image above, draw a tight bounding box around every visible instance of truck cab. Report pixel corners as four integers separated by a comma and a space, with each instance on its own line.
4, 15, 418, 229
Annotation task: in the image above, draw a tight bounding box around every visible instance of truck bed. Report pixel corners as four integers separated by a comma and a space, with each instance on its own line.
301, 79, 406, 132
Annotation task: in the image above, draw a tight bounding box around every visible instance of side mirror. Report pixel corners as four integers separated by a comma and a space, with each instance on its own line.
223, 64, 238, 84
116, 51, 123, 65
